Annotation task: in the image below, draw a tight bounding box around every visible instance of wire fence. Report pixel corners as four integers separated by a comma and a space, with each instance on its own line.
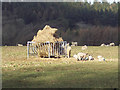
27, 41, 67, 58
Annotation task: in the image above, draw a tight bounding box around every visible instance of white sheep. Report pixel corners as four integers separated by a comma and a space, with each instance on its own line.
73, 54, 78, 60
97, 55, 105, 61
17, 44, 23, 46
73, 53, 94, 61
73, 54, 81, 60
101, 43, 105, 46
97, 55, 102, 58
88, 55, 94, 60
77, 52, 88, 60
110, 43, 115, 46
66, 43, 71, 58
82, 45, 87, 50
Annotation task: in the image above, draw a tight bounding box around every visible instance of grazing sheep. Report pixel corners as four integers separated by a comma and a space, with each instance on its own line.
73, 53, 94, 61
71, 42, 78, 46
82, 45, 87, 50
110, 43, 115, 46
77, 52, 88, 61
101, 43, 105, 46
102, 57, 105, 61
73, 54, 81, 61
88, 55, 94, 60
97, 55, 105, 61
73, 54, 78, 60
97, 55, 102, 58
17, 44, 23, 46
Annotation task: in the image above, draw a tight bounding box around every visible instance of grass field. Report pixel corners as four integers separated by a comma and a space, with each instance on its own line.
2, 46, 118, 88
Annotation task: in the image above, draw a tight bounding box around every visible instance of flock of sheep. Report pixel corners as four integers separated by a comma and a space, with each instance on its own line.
100, 43, 115, 46
73, 53, 94, 61
70, 42, 115, 61
72, 45, 105, 61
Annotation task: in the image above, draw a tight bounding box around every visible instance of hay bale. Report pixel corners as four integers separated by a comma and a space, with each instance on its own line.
32, 25, 63, 57
32, 25, 63, 44
37, 43, 49, 57
37, 42, 60, 58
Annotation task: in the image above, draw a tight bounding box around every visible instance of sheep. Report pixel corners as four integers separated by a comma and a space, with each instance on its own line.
101, 43, 105, 46
97, 55, 105, 61
73, 54, 80, 61
17, 44, 23, 46
110, 43, 115, 46
73, 53, 94, 61
77, 52, 88, 61
88, 55, 94, 60
97, 55, 102, 59
71, 42, 78, 46
66, 43, 71, 58
73, 54, 78, 60
82, 45, 87, 50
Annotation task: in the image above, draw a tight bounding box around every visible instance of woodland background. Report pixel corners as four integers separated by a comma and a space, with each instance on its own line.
2, 2, 119, 46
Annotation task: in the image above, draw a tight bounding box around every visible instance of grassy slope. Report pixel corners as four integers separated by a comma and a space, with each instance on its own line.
2, 46, 118, 88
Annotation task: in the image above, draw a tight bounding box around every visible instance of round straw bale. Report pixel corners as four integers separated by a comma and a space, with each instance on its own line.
32, 25, 64, 57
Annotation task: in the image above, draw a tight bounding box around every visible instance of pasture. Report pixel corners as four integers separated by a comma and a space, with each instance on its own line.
2, 46, 118, 88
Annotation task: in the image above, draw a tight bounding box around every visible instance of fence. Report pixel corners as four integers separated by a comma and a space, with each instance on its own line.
27, 41, 67, 58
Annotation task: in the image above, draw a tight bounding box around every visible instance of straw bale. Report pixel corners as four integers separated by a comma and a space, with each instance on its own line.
32, 25, 63, 57
32, 25, 63, 44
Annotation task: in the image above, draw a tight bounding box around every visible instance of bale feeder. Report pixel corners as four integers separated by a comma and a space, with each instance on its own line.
27, 25, 69, 58
27, 41, 67, 58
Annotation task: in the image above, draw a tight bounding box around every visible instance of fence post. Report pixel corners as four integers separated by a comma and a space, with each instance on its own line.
53, 43, 54, 56
55, 42, 56, 56
48, 42, 50, 58
65, 41, 67, 58
59, 42, 60, 56
27, 41, 30, 59
50, 43, 52, 56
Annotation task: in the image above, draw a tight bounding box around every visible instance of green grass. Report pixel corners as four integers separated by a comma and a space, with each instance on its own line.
2, 46, 118, 88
